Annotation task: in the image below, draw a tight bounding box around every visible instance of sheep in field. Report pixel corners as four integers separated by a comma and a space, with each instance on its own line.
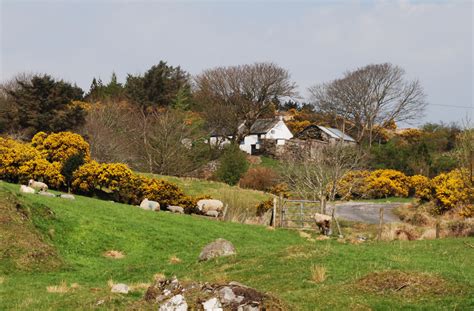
38, 190, 56, 197
205, 210, 219, 218
139, 198, 160, 211
28, 179, 48, 192
197, 199, 224, 213
167, 206, 184, 214
313, 213, 332, 236
20, 185, 36, 194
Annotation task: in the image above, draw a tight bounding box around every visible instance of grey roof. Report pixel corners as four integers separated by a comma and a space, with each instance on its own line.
249, 119, 279, 134
317, 126, 356, 142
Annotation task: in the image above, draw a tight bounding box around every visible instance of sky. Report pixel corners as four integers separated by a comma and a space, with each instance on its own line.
1, 0, 473, 126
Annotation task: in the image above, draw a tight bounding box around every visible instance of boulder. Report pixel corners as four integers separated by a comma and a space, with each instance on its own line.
218, 286, 244, 304
60, 194, 75, 200
140, 198, 160, 211
159, 294, 188, 311
111, 283, 129, 294
202, 297, 223, 311
38, 191, 56, 197
197, 199, 224, 213
167, 206, 184, 214
19, 185, 35, 194
199, 239, 236, 261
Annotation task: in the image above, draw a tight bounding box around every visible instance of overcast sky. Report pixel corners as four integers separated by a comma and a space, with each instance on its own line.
1, 0, 472, 125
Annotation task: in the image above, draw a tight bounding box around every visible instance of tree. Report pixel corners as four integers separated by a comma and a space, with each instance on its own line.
215, 144, 249, 185
309, 63, 427, 146
282, 143, 363, 213
125, 61, 191, 110
4, 74, 84, 138
194, 62, 298, 143
61, 151, 86, 193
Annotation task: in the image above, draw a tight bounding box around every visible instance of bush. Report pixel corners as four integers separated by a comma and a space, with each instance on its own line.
336, 170, 370, 199
366, 169, 410, 198
0, 138, 43, 183
18, 158, 64, 188
239, 167, 279, 191
431, 169, 474, 215
410, 175, 432, 201
215, 144, 249, 186
256, 198, 274, 217
32, 131, 90, 165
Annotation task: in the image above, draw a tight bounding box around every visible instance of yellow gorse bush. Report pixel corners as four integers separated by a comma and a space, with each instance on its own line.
431, 169, 474, 215
0, 137, 43, 182
32, 131, 90, 165
336, 170, 371, 199
18, 159, 65, 188
410, 175, 432, 201
366, 169, 410, 198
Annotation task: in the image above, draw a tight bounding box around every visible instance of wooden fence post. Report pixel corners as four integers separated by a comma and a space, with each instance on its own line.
435, 219, 440, 239
272, 197, 277, 228
377, 207, 384, 241
331, 208, 343, 238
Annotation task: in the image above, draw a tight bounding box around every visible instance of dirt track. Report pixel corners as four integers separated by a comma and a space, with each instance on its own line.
327, 202, 404, 224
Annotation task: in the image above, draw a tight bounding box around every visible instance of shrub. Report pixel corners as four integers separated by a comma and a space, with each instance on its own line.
410, 175, 432, 201
32, 131, 90, 165
61, 151, 87, 191
269, 182, 291, 198
256, 198, 274, 216
71, 161, 102, 194
239, 167, 279, 191
336, 170, 370, 199
366, 169, 410, 198
138, 177, 187, 208
215, 144, 249, 186
18, 158, 64, 188
431, 169, 474, 214
0, 138, 43, 182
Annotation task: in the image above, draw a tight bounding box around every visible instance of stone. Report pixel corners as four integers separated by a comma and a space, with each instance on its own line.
60, 194, 75, 200
111, 283, 129, 294
237, 305, 259, 311
202, 297, 223, 311
38, 191, 56, 197
199, 239, 236, 261
159, 294, 188, 311
140, 198, 160, 211
218, 286, 244, 304
167, 206, 184, 214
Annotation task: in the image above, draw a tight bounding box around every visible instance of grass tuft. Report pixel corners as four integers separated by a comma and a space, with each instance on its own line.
310, 265, 327, 283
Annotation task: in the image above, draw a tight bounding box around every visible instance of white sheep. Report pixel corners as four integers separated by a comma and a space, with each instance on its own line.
38, 190, 56, 197
28, 179, 48, 192
60, 194, 75, 200
197, 199, 224, 213
167, 205, 184, 214
140, 198, 160, 211
20, 185, 35, 194
313, 213, 332, 235
205, 210, 219, 218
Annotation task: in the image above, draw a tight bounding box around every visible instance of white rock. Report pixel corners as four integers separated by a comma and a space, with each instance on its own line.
111, 283, 129, 294
202, 297, 223, 311
237, 305, 259, 311
159, 294, 188, 311
19, 185, 35, 194
140, 198, 160, 211
218, 286, 243, 304
60, 194, 75, 200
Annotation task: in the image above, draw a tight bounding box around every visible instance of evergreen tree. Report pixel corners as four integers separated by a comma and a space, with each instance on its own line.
215, 145, 249, 185
61, 151, 86, 192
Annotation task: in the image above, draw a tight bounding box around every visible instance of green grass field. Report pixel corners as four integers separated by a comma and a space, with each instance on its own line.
0, 181, 472, 310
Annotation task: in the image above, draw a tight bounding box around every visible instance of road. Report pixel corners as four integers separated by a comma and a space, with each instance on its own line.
327, 202, 404, 224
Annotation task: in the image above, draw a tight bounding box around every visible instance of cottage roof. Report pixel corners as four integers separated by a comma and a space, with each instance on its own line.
317, 126, 356, 142
249, 119, 279, 134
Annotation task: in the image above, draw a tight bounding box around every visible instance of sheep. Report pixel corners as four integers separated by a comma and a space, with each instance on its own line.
197, 199, 224, 213
205, 210, 219, 218
20, 185, 36, 194
167, 205, 184, 214
313, 213, 332, 236
28, 179, 48, 192
37, 190, 56, 197
60, 194, 75, 200
140, 198, 160, 211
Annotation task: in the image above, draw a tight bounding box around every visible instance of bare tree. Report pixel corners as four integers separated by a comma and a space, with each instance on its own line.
194, 62, 297, 143
282, 143, 364, 214
309, 63, 427, 146
456, 118, 474, 186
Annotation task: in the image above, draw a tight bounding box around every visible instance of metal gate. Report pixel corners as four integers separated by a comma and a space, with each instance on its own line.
278, 199, 322, 230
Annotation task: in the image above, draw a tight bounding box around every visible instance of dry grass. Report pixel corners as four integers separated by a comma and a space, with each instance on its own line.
46, 281, 70, 293
298, 231, 312, 239
153, 273, 166, 282
310, 265, 327, 283
103, 250, 125, 259
169, 255, 182, 264
381, 224, 420, 241
356, 270, 454, 298
0, 276, 5, 284
107, 279, 114, 288
129, 282, 151, 291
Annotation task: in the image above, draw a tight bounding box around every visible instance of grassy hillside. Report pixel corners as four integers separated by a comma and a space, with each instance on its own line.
0, 181, 472, 310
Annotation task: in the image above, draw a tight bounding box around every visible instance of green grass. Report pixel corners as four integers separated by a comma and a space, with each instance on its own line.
0, 181, 473, 310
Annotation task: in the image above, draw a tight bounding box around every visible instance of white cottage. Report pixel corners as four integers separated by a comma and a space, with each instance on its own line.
209, 117, 294, 155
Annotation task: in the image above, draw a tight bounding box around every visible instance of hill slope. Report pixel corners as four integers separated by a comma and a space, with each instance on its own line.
0, 181, 472, 310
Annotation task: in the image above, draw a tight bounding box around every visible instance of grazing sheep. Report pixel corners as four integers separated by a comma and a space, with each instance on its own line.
167, 206, 184, 214
313, 213, 332, 236
205, 210, 219, 218
197, 199, 224, 213
60, 194, 75, 200
38, 190, 56, 197
20, 185, 35, 194
28, 179, 48, 192
140, 198, 160, 211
